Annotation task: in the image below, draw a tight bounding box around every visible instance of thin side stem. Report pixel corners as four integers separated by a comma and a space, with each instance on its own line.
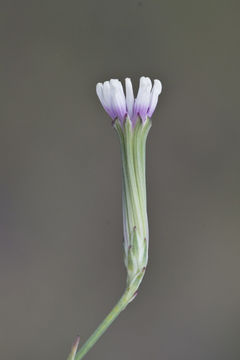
74, 290, 131, 360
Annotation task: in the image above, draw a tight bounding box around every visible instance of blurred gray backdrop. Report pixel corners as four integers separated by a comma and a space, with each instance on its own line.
1, 1, 240, 359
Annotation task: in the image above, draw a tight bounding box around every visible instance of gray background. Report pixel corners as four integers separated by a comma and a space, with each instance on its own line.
1, 1, 240, 359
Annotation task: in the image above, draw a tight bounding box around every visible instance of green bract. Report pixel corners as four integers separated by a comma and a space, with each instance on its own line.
114, 117, 151, 294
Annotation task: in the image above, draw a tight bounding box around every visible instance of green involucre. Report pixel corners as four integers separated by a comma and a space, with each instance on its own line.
114, 117, 151, 286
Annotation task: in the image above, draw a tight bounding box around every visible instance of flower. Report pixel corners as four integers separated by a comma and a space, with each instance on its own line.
96, 76, 162, 290
69, 76, 163, 360
96, 76, 162, 126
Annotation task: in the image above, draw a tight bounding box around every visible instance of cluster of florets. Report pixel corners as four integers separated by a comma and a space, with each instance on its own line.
96, 77, 162, 126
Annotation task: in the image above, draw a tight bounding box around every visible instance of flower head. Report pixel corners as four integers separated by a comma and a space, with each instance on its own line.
96, 75, 163, 293
96, 76, 162, 126
96, 75, 162, 288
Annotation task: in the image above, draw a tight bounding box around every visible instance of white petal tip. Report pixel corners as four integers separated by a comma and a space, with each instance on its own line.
154, 79, 162, 94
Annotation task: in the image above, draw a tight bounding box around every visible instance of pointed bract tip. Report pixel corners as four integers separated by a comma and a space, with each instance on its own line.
73, 336, 80, 348
67, 336, 80, 360
129, 291, 138, 303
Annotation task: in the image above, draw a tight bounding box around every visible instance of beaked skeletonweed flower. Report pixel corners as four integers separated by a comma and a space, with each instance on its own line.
96, 77, 162, 301
71, 76, 162, 360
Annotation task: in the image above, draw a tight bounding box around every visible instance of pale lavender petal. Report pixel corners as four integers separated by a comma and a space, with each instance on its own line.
110, 79, 127, 122
148, 79, 162, 117
133, 77, 152, 122
102, 81, 117, 118
96, 83, 114, 118
96, 83, 105, 107
125, 78, 134, 120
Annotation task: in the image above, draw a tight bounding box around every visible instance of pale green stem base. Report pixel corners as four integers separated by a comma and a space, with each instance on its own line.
74, 289, 133, 360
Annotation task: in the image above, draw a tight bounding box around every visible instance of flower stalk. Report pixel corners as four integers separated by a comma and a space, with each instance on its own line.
70, 77, 162, 360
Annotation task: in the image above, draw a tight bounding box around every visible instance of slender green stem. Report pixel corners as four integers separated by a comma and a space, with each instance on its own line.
74, 118, 151, 359
74, 290, 131, 360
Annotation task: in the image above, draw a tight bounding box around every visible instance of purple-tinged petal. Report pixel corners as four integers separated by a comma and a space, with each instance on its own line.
102, 81, 116, 119
110, 79, 127, 123
96, 83, 114, 119
96, 81, 115, 119
133, 77, 152, 123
